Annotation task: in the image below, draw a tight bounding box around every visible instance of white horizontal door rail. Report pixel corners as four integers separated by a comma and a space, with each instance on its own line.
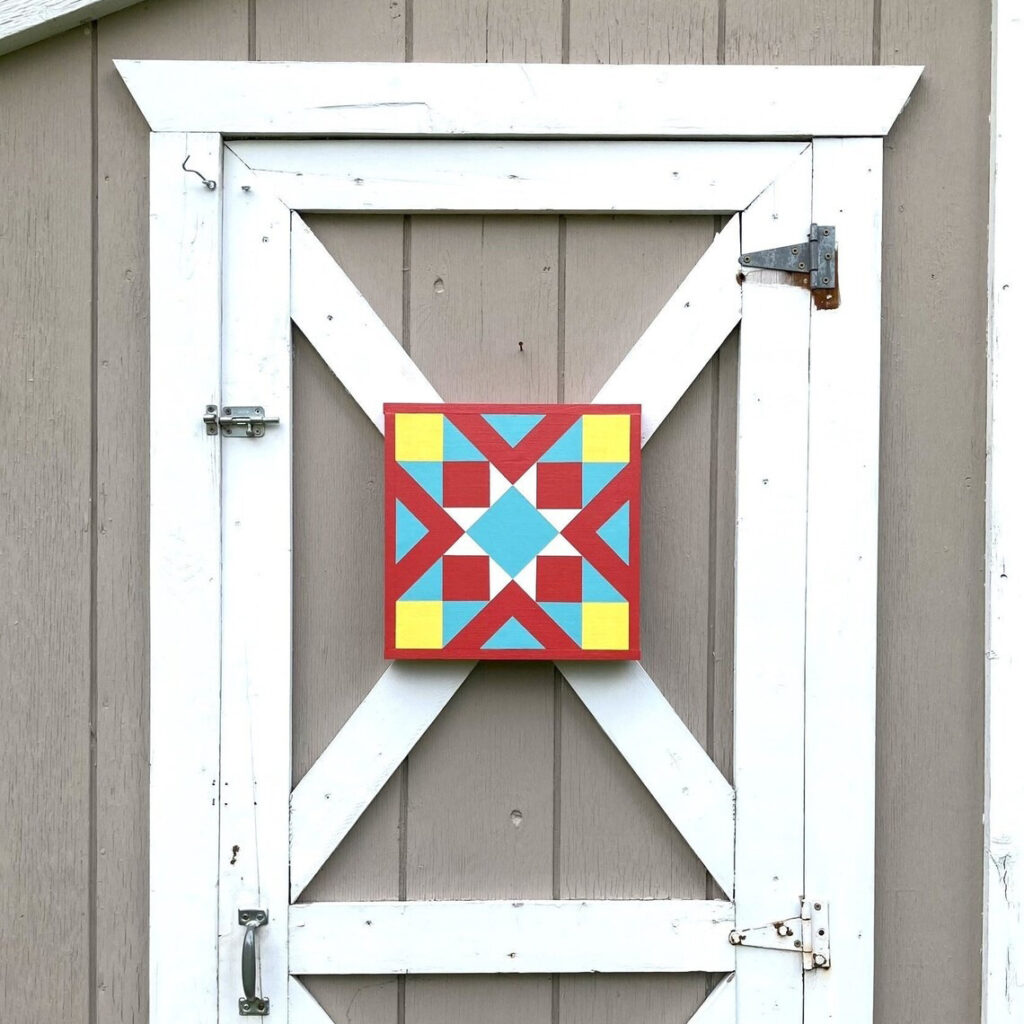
229, 139, 805, 214
289, 899, 736, 975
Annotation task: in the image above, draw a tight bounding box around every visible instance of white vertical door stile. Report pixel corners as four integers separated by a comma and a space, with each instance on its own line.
149, 130, 223, 1024
218, 150, 293, 1021
804, 138, 884, 1024
733, 145, 812, 1022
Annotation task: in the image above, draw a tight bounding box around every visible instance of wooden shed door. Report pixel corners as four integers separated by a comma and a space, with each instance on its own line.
200, 136, 880, 1024
143, 99, 892, 1023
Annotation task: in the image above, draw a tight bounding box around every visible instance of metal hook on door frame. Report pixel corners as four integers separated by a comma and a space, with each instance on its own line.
182, 154, 217, 190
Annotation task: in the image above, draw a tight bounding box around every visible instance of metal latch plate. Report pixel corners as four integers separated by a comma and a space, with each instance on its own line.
728, 898, 830, 970
204, 405, 280, 438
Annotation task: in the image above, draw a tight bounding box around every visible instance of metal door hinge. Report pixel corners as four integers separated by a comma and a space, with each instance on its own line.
728, 898, 831, 970
204, 405, 280, 438
739, 224, 837, 291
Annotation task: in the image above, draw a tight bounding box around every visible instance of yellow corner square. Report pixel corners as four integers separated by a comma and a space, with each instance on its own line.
395, 601, 443, 649
582, 602, 630, 650
583, 414, 632, 463
394, 413, 444, 462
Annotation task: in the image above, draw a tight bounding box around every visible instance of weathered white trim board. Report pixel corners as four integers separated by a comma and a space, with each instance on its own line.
289, 900, 735, 974
803, 136, 882, 1024
985, 0, 1024, 1020
117, 61, 922, 138
289, 660, 474, 900
0, 0, 143, 55
217, 150, 293, 1020
230, 139, 805, 214
732, 143, 810, 1024
593, 214, 743, 445
558, 660, 735, 893
290, 213, 441, 434
148, 131, 222, 1024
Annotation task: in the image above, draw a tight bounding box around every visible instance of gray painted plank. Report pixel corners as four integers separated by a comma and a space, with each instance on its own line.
295, 217, 406, 1021
93, 5, 246, 1022
404, 216, 559, 1024
568, 0, 716, 63
723, 0, 872, 63
252, 2, 407, 1015
560, 216, 717, 1022
411, 0, 560, 61
0, 29, 93, 1024
253, 0, 404, 60
875, 1, 989, 1020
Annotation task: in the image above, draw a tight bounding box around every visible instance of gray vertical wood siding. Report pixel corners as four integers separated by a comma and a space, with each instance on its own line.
0, 1, 988, 1022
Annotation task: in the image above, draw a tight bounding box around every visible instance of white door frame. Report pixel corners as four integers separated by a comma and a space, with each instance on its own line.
985, 0, 1024, 1020
122, 61, 920, 1024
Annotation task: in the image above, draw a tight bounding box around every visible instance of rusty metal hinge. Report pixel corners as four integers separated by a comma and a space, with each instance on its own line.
728, 898, 831, 970
739, 224, 837, 292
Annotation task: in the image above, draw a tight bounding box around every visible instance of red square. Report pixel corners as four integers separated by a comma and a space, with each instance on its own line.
537, 462, 582, 509
443, 555, 490, 600
443, 461, 490, 507
536, 555, 583, 602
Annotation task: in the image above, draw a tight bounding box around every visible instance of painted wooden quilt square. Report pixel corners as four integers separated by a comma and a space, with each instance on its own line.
385, 403, 641, 660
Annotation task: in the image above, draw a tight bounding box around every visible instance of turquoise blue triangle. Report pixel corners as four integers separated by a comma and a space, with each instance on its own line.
443, 601, 487, 644
400, 461, 443, 504
597, 502, 630, 563
539, 420, 582, 462
482, 616, 545, 650
583, 560, 626, 602
396, 501, 428, 561
483, 413, 543, 446
583, 462, 627, 503
540, 602, 583, 645
401, 559, 442, 600
443, 418, 486, 461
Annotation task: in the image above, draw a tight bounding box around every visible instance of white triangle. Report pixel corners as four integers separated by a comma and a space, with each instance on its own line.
489, 559, 512, 598
514, 558, 537, 599
445, 533, 489, 557
490, 464, 513, 503
446, 506, 488, 531
512, 464, 537, 506
538, 507, 577, 531
537, 533, 581, 559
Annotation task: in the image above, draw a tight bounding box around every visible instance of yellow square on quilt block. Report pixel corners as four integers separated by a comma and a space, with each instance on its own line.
582, 414, 631, 463
395, 413, 444, 462
581, 602, 630, 650
395, 600, 443, 649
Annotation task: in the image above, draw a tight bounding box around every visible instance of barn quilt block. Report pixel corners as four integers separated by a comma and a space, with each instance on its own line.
385, 404, 641, 660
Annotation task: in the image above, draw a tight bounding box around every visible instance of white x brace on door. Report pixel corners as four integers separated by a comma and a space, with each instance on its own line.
123, 61, 921, 1024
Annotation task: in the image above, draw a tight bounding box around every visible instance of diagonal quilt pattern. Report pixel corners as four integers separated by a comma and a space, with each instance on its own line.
384, 403, 641, 660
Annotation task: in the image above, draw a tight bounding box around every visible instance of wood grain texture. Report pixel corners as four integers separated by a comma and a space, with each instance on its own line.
257, 4, 405, 1019
404, 213, 558, 1024
561, 215, 716, 1021
876, 1, 989, 1021
0, 29, 93, 1024
0, 0, 140, 54
568, 0, 716, 63
411, 0, 560, 62
293, 217, 406, 1022
94, 7, 245, 1023
253, 0, 404, 60
723, 0, 872, 63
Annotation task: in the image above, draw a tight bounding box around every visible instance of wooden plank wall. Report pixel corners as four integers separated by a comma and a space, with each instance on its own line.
0, 0, 989, 1022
